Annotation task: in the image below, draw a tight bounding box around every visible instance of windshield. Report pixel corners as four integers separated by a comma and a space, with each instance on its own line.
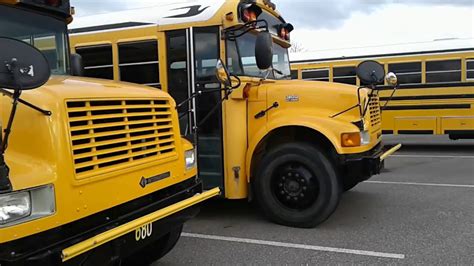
226, 32, 291, 80
0, 5, 69, 75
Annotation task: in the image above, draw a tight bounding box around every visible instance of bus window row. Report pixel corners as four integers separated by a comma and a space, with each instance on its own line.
75, 40, 161, 88
293, 58, 474, 85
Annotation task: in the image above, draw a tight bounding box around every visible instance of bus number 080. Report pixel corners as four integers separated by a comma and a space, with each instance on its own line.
135, 223, 153, 241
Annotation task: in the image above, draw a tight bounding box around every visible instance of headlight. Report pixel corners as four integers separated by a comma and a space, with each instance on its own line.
185, 149, 196, 171
0, 191, 31, 225
341, 131, 371, 147
0, 185, 55, 227
360, 130, 371, 145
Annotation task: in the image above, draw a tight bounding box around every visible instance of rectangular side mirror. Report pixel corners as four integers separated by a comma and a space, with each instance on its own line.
70, 53, 84, 77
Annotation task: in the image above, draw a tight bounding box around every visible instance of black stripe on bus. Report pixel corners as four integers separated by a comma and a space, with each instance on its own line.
291, 48, 474, 64
445, 130, 474, 135
69, 22, 154, 34
377, 81, 474, 90
398, 130, 434, 135
380, 94, 474, 101
382, 130, 394, 134
383, 104, 471, 111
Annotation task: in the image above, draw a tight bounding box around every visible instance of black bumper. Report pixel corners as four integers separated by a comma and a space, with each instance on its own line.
0, 177, 202, 266
339, 143, 385, 182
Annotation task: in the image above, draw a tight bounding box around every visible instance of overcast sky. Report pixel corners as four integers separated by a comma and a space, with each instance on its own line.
72, 0, 474, 52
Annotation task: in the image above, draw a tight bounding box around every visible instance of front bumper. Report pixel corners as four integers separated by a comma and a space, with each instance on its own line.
339, 143, 401, 182
0, 177, 220, 265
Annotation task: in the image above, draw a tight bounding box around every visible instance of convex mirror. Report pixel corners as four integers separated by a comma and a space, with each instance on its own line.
0, 37, 50, 90
356, 60, 385, 86
215, 59, 231, 88
385, 72, 398, 87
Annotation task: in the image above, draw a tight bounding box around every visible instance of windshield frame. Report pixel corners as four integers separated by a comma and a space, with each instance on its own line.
226, 30, 292, 80
0, 4, 71, 76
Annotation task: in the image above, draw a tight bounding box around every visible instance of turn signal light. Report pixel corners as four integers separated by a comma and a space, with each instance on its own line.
279, 28, 289, 41
278, 23, 294, 41
240, 4, 262, 23
242, 8, 258, 22
341, 132, 361, 147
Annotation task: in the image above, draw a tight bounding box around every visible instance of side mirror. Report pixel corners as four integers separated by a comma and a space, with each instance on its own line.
385, 72, 398, 87
215, 59, 231, 88
356, 60, 385, 87
0, 37, 50, 90
70, 53, 84, 77
255, 31, 273, 70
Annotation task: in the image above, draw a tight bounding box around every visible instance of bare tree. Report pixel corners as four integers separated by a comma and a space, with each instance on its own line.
290, 42, 306, 53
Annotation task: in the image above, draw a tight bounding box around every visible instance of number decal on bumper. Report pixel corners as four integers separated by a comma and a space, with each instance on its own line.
135, 222, 153, 241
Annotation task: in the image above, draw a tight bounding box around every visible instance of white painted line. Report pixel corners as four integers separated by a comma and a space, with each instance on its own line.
182, 232, 405, 259
365, 180, 474, 188
391, 154, 474, 159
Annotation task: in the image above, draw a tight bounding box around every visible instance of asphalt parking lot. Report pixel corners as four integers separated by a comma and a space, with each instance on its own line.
157, 135, 474, 265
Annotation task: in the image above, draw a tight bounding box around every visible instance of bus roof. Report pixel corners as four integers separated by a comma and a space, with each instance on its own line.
69, 0, 226, 34
290, 38, 474, 64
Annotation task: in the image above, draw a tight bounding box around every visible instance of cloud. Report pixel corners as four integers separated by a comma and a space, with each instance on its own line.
274, 0, 473, 30
74, 0, 473, 29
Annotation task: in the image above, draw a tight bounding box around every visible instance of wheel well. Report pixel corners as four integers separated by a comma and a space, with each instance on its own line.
250, 126, 339, 181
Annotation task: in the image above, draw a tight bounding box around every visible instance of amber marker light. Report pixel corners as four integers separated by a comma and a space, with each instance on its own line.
225, 12, 234, 21
341, 132, 361, 147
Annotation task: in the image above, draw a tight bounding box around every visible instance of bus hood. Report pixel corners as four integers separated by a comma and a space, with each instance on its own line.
26, 76, 174, 103
262, 79, 367, 122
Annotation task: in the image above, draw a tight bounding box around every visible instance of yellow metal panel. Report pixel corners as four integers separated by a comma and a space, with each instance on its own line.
441, 117, 474, 133
395, 117, 437, 133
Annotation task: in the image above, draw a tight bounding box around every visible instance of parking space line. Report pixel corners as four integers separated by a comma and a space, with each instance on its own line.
391, 154, 474, 159
182, 232, 405, 259
365, 180, 474, 188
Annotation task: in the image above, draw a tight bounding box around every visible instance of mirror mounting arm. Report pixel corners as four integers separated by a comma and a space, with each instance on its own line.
1, 89, 51, 116
223, 19, 269, 41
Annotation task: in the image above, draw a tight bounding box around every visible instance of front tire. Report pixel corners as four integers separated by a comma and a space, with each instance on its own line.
254, 143, 341, 228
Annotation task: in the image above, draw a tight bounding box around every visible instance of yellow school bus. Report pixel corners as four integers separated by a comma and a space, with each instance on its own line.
0, 1, 219, 265
290, 45, 474, 140
70, 0, 400, 227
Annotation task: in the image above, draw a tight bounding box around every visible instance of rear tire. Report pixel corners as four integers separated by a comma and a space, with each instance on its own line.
254, 142, 341, 228
122, 225, 183, 266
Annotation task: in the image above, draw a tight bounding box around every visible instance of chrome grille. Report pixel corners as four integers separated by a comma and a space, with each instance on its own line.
369, 95, 381, 127
66, 99, 176, 179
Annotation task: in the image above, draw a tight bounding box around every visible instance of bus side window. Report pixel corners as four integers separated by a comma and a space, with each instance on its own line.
118, 40, 160, 88
466, 59, 474, 80
333, 66, 356, 85
388, 62, 422, 85
426, 59, 461, 83
76, 45, 114, 80
301, 68, 329, 81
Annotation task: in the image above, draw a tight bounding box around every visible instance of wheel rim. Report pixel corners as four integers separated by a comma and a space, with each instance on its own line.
271, 162, 320, 210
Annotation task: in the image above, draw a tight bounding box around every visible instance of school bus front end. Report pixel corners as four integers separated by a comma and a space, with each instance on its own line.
68, 0, 397, 228
0, 1, 219, 265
